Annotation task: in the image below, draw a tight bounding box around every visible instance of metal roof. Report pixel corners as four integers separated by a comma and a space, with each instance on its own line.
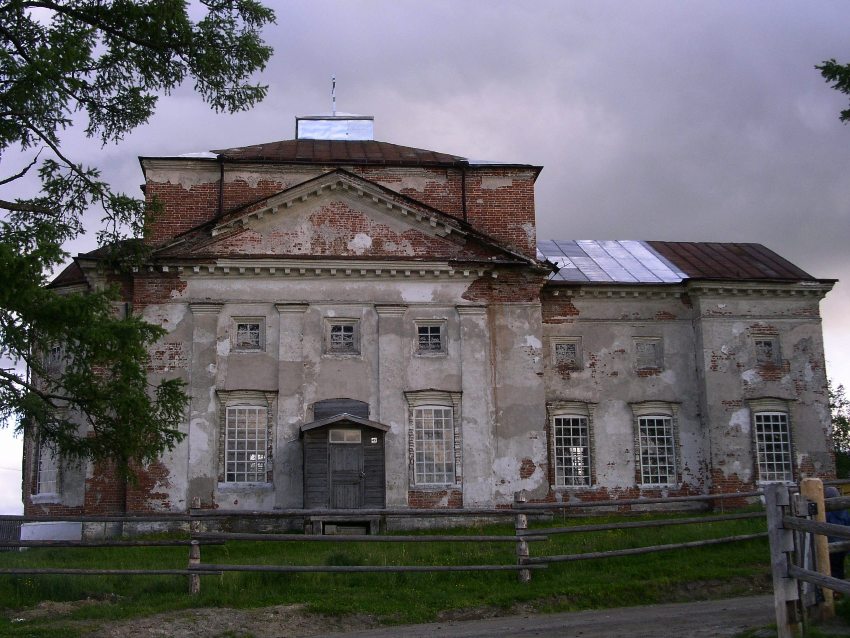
537, 240, 814, 283
211, 139, 469, 167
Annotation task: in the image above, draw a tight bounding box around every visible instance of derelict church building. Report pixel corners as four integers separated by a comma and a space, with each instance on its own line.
25, 115, 836, 516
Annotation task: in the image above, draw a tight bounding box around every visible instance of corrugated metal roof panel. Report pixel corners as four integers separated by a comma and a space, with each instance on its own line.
539, 240, 813, 284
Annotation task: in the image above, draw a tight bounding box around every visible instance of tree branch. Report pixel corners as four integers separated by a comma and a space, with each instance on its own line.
0, 149, 42, 186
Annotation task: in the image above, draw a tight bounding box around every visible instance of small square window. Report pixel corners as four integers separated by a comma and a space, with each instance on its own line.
326, 320, 359, 354
754, 337, 780, 366
635, 338, 663, 371
552, 337, 582, 370
416, 323, 446, 354
233, 319, 264, 351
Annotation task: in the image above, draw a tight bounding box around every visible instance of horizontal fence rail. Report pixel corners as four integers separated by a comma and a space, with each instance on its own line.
190, 563, 549, 574
527, 533, 767, 564
192, 532, 548, 543
0, 490, 768, 594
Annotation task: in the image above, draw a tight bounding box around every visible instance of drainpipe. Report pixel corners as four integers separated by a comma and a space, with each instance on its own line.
218, 158, 225, 217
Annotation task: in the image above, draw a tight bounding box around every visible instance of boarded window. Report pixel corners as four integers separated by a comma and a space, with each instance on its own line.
635, 338, 662, 370
637, 416, 676, 485
225, 406, 268, 483
754, 412, 792, 481
553, 416, 591, 486
754, 338, 780, 365
413, 406, 454, 485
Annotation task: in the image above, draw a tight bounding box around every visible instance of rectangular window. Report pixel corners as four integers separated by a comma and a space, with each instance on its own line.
553, 416, 591, 486
329, 428, 362, 444
36, 444, 58, 494
635, 338, 663, 370
225, 406, 268, 483
413, 406, 455, 485
233, 319, 264, 351
754, 412, 793, 482
637, 416, 676, 485
326, 320, 359, 354
416, 323, 445, 354
754, 337, 780, 365
553, 337, 582, 370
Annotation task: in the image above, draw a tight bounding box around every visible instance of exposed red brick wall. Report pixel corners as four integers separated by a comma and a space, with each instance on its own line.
462, 169, 537, 258
408, 489, 463, 509
542, 291, 580, 322
144, 163, 538, 258
84, 459, 125, 514
125, 461, 173, 512
207, 200, 497, 260
145, 181, 220, 245
463, 269, 546, 303
131, 271, 187, 307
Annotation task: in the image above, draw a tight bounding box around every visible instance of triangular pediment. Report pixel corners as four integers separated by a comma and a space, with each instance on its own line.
154, 170, 528, 263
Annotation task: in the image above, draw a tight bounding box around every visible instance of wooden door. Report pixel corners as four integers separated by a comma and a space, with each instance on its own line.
329, 430, 364, 508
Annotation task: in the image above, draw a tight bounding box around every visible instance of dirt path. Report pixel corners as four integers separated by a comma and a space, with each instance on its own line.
316, 595, 779, 638
13, 593, 850, 637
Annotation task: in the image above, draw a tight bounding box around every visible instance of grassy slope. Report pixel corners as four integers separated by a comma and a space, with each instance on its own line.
0, 512, 771, 636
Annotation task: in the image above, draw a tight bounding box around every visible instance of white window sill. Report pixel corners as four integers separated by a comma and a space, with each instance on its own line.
31, 493, 61, 504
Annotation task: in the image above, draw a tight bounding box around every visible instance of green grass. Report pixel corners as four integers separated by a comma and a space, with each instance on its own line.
0, 510, 771, 636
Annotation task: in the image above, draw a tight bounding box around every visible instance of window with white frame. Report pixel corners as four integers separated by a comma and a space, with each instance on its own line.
35, 443, 59, 495
553, 414, 591, 486
632, 402, 678, 486
754, 412, 793, 482
416, 322, 445, 354
552, 337, 582, 370
233, 318, 264, 351
224, 405, 268, 483
325, 319, 359, 354
405, 391, 461, 487
413, 406, 454, 484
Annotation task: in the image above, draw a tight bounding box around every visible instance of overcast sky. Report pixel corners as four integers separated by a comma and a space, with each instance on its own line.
2, 1, 849, 513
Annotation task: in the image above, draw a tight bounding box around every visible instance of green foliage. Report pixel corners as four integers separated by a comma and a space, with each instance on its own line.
0, 513, 770, 634
0, 1, 275, 477
817, 59, 850, 123
830, 382, 850, 457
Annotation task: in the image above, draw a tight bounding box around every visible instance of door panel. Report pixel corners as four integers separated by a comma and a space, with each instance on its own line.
329, 444, 364, 508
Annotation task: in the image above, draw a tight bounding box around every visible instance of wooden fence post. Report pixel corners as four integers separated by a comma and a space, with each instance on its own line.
188, 540, 201, 595
766, 482, 801, 638
801, 477, 834, 619
514, 490, 531, 583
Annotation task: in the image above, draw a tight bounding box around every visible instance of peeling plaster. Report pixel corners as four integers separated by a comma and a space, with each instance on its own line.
480, 176, 514, 190
347, 233, 373, 254
142, 303, 186, 332
216, 338, 230, 357
741, 369, 760, 384
729, 408, 750, 434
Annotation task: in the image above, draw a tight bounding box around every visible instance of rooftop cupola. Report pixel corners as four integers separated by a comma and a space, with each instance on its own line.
295, 113, 375, 141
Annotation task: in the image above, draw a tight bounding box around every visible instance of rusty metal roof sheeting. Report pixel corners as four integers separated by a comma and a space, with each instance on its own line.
537, 240, 813, 283
647, 241, 814, 281
212, 139, 469, 167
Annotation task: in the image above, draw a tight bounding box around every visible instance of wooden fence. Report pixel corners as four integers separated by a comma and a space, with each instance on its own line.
765, 478, 850, 638
0, 490, 767, 595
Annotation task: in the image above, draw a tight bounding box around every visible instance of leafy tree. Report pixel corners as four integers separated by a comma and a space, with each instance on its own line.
830, 382, 850, 478
817, 59, 850, 123
0, 0, 275, 479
